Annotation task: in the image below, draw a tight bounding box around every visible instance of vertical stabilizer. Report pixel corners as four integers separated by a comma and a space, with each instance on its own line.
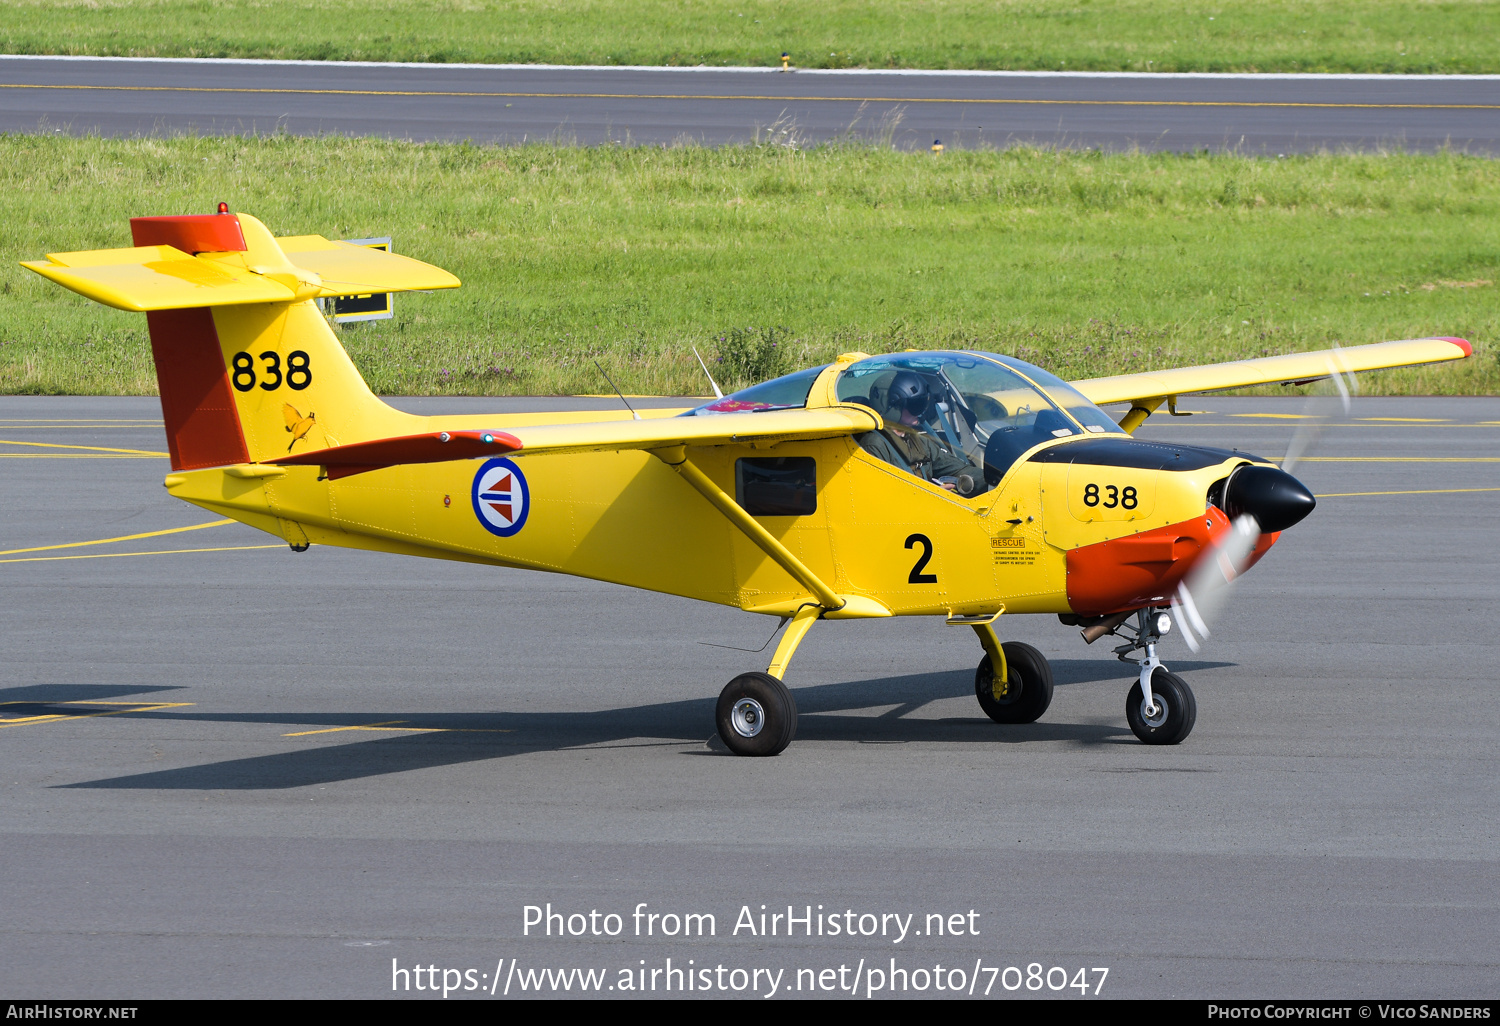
24, 210, 461, 469
205, 297, 415, 464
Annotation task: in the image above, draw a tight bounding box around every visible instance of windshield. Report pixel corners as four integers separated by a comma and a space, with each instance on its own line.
836, 351, 1109, 488
683, 365, 828, 416
990, 356, 1124, 436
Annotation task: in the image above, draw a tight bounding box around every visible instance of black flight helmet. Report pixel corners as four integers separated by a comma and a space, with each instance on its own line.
886, 371, 931, 420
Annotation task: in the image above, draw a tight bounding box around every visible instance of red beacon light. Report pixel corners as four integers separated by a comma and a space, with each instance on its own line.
217, 202, 229, 214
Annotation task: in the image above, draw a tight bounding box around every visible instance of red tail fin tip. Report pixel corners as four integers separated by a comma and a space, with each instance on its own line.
130, 215, 248, 255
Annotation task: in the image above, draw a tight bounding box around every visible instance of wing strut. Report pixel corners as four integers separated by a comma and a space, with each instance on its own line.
1117, 397, 1166, 435
650, 445, 846, 612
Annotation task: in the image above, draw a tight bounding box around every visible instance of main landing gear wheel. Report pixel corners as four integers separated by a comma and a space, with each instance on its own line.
975, 641, 1054, 724
1127, 668, 1197, 745
716, 672, 798, 757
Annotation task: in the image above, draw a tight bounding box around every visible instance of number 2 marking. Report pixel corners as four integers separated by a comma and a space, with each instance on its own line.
905, 533, 937, 584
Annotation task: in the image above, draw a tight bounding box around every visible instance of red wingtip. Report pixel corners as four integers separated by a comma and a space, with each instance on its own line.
1433, 336, 1473, 357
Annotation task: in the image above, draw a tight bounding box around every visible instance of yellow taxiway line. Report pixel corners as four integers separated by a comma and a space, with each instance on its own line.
0, 438, 167, 456
284, 721, 512, 736
0, 519, 233, 556
1316, 487, 1500, 498
0, 700, 194, 729
0, 544, 281, 564
284, 720, 433, 736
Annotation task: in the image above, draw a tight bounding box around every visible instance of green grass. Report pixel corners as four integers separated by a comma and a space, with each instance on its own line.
3, 0, 1500, 73
1, 134, 1495, 397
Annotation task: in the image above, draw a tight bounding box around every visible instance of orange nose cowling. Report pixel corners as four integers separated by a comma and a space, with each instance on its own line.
1065, 507, 1280, 616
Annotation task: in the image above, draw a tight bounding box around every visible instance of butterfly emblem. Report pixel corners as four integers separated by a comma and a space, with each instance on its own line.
282, 403, 317, 452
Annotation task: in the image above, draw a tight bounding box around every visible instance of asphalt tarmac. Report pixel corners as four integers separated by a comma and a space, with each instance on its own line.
0, 392, 1495, 999
4, 56, 1500, 152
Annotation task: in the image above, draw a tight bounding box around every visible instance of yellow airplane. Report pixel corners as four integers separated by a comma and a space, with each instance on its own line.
25, 209, 1474, 754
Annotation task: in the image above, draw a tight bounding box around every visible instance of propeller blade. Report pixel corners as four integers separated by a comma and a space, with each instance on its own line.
1171, 354, 1344, 653
1172, 513, 1261, 652
1282, 347, 1358, 474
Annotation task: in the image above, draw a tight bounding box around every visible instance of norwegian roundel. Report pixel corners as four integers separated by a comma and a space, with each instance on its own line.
471, 457, 530, 538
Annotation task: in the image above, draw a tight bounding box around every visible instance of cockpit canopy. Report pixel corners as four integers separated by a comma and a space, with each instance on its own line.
836, 352, 1121, 489
686, 351, 1123, 493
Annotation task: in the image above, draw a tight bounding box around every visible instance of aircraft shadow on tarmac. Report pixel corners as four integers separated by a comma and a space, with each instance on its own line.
34, 659, 1233, 790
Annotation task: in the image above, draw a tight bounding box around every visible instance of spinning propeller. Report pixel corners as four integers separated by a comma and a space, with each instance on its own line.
1169, 358, 1355, 651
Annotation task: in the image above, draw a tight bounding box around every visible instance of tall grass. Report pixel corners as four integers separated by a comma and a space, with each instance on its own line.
0, 135, 1494, 396
1, 0, 1498, 73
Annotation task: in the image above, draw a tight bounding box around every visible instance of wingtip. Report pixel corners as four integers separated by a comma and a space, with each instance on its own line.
1433, 336, 1473, 357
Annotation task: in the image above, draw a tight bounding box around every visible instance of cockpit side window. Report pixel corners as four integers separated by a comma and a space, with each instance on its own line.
682, 365, 829, 416
836, 352, 1094, 491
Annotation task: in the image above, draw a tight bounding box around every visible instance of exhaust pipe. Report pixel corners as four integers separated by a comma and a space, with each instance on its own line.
1081, 610, 1134, 644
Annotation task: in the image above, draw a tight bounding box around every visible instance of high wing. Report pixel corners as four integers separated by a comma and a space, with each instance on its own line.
482, 406, 882, 455
275, 337, 1473, 474
268, 406, 883, 477
1071, 337, 1472, 408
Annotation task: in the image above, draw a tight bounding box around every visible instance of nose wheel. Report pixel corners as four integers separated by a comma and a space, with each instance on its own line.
1127, 667, 1196, 745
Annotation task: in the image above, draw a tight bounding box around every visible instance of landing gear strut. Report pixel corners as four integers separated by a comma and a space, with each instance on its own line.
1112, 609, 1197, 745
714, 605, 818, 757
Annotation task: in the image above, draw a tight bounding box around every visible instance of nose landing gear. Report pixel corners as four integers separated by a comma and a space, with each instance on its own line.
1112, 608, 1197, 745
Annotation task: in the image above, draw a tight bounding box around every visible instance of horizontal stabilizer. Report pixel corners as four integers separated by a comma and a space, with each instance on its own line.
22, 215, 460, 312
1073, 337, 1472, 407
24, 246, 294, 311
276, 236, 463, 298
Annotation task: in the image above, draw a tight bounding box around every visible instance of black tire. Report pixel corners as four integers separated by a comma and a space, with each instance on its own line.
1126, 668, 1197, 745
716, 672, 798, 757
974, 641, 1054, 724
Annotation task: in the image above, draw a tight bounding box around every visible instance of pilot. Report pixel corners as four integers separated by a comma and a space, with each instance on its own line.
858, 371, 982, 494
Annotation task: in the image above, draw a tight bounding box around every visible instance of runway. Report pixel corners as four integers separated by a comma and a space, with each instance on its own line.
0, 392, 1496, 998
4, 56, 1500, 151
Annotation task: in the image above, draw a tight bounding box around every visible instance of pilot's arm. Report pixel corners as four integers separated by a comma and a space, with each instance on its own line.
859, 427, 982, 493
928, 440, 979, 481
856, 429, 907, 470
